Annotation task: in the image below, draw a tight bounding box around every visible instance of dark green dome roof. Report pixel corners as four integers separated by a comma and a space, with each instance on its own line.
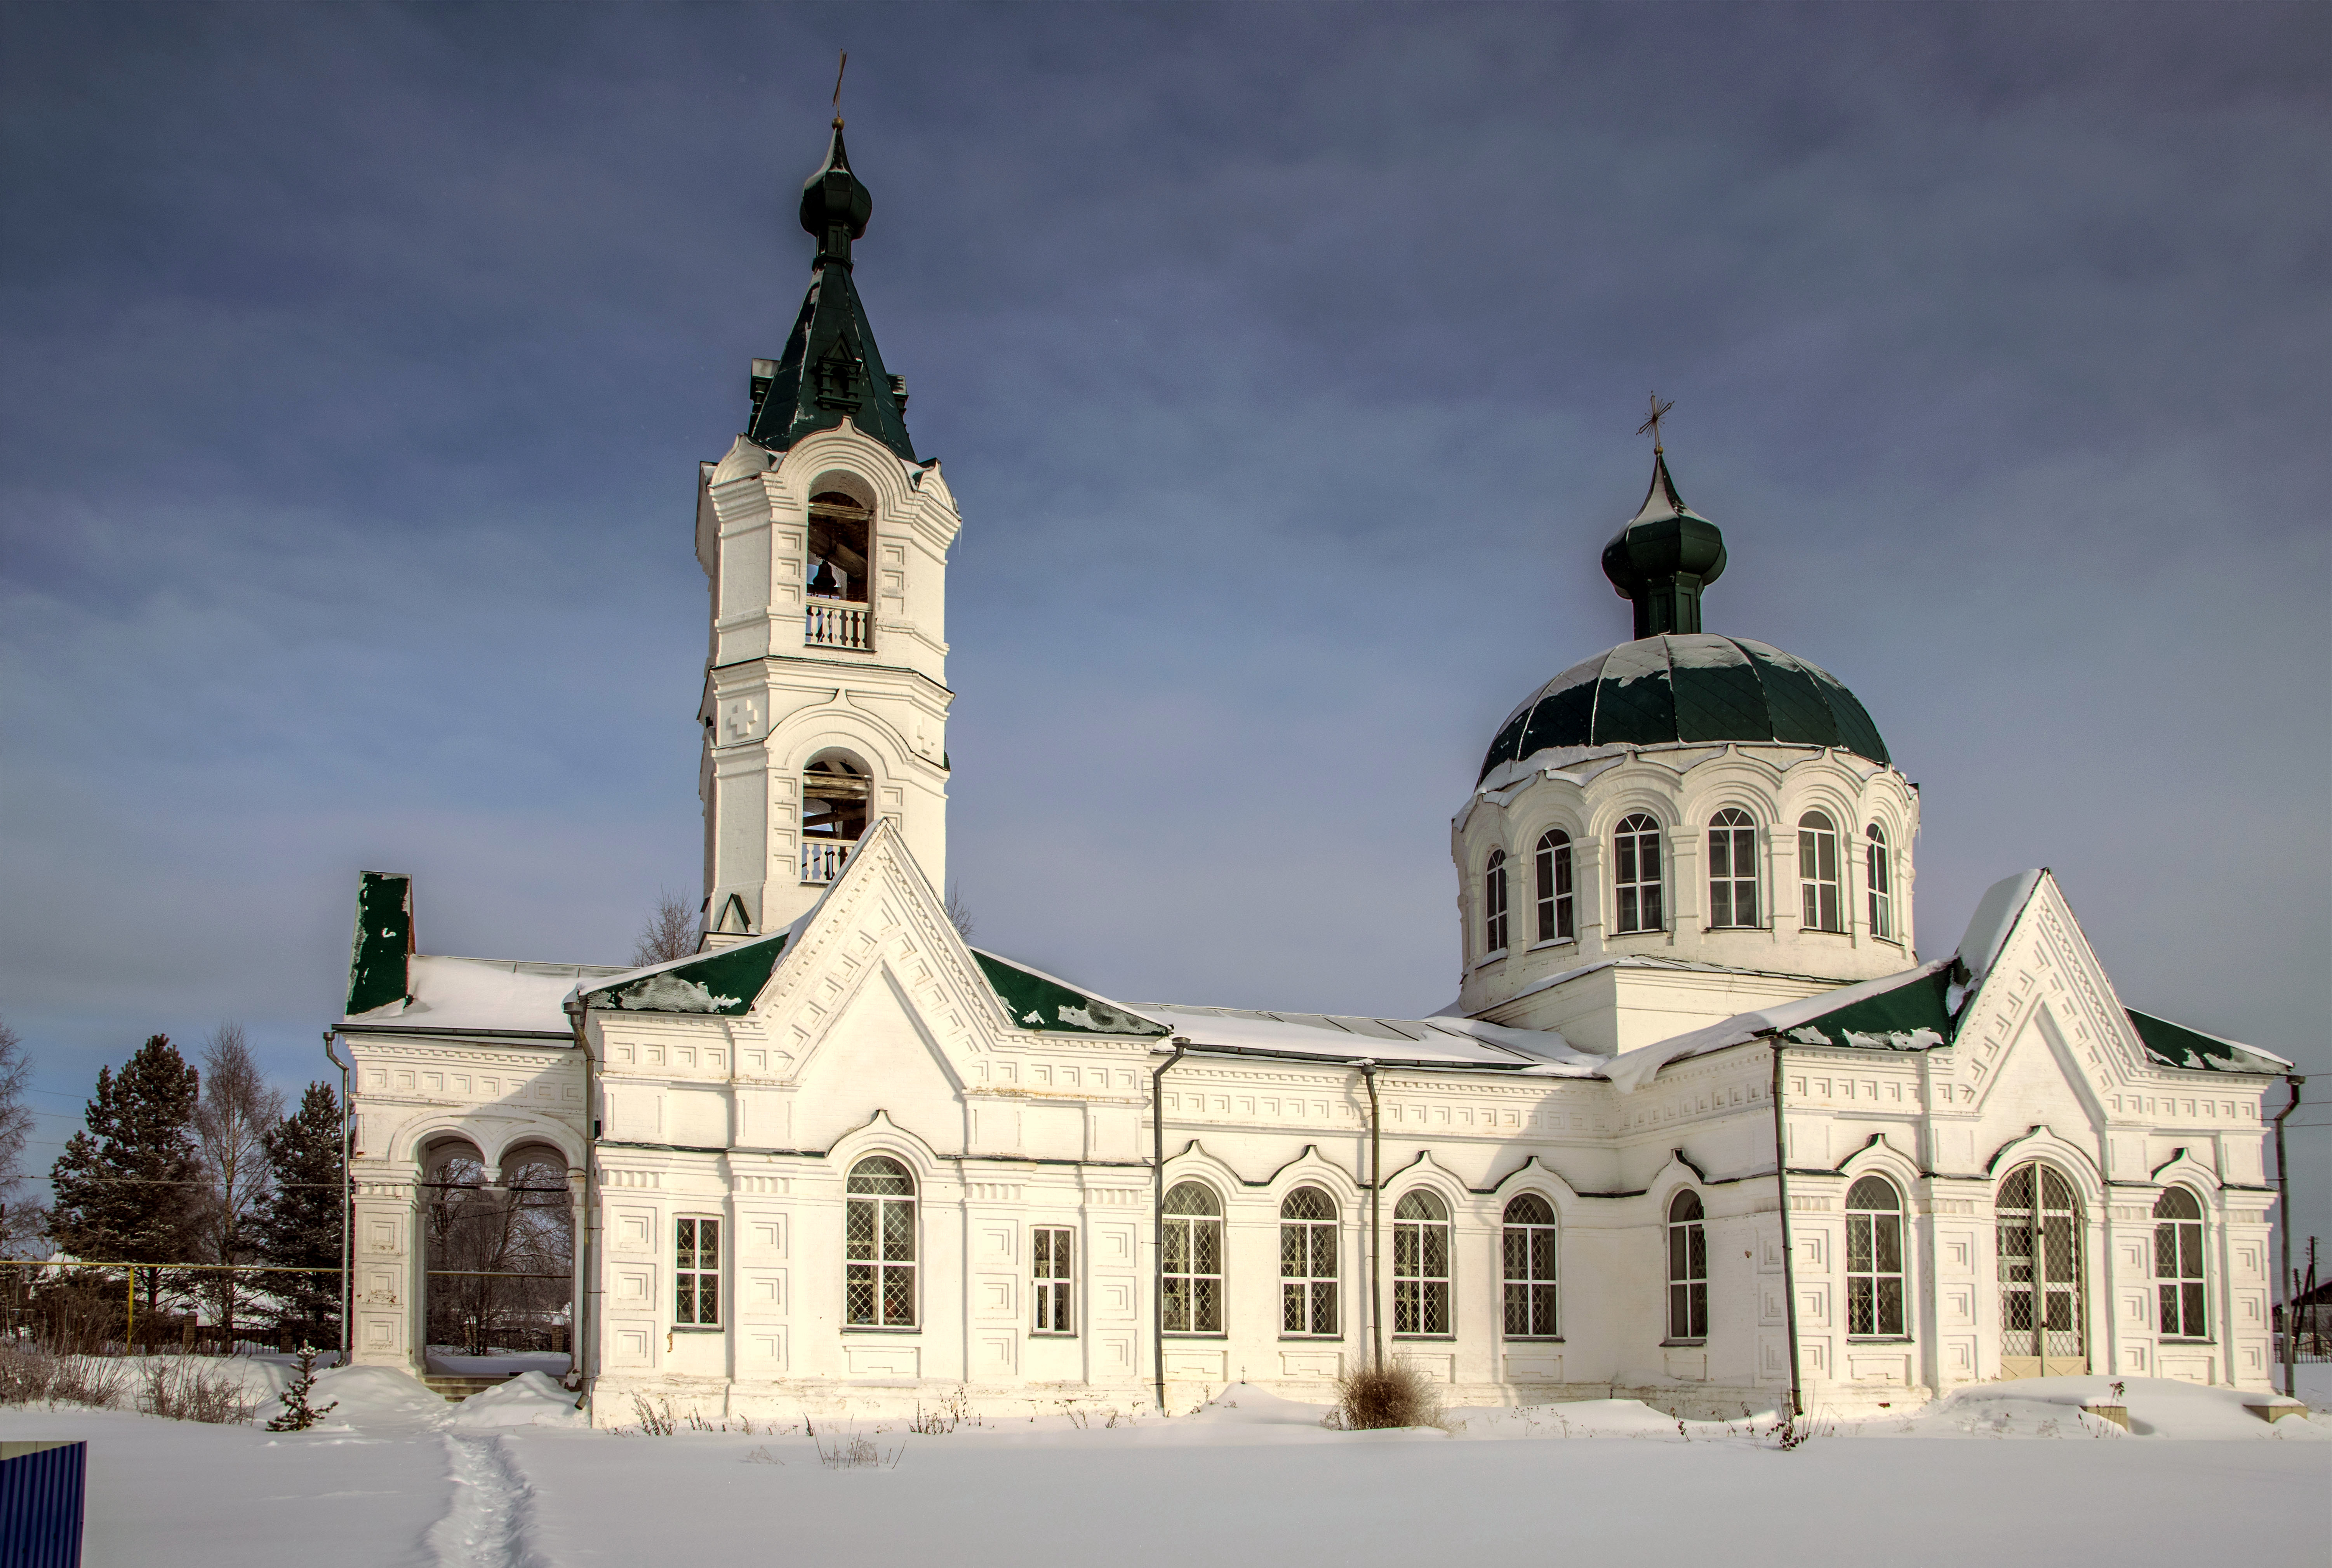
1477, 633, 1890, 784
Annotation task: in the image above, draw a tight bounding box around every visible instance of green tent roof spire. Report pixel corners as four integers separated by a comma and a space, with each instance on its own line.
747, 119, 916, 462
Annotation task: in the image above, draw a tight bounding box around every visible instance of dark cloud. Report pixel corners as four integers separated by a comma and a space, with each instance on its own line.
4, 2, 2328, 1212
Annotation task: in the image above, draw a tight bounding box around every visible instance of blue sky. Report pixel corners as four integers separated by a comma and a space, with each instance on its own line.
4, 2, 2328, 1226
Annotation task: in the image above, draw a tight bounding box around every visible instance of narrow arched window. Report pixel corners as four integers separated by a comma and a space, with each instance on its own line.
804, 491, 874, 650
1614, 814, 1663, 934
1163, 1182, 1224, 1334
1798, 812, 1841, 932
1707, 808, 1759, 928
845, 1156, 916, 1328
1667, 1190, 1707, 1341
1534, 831, 1574, 943
1393, 1191, 1452, 1336
1865, 823, 1893, 939
1501, 1193, 1559, 1339
2155, 1187, 2207, 1340
1483, 850, 1509, 956
1845, 1176, 1906, 1337
1279, 1186, 1339, 1337
801, 751, 871, 884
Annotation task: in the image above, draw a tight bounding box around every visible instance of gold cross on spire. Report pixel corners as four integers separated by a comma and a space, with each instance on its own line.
1635, 392, 1675, 453
832, 50, 848, 128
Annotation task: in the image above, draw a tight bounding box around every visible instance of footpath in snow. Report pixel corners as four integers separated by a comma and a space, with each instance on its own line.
2, 1365, 2324, 1568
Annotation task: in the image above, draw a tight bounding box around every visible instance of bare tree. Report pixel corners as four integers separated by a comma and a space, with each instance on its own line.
425, 1150, 572, 1355
631, 889, 698, 966
192, 1024, 284, 1345
0, 1018, 31, 1196
944, 885, 974, 942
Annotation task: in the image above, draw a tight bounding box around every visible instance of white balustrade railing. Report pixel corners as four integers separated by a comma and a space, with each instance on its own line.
805, 597, 871, 651
801, 838, 854, 884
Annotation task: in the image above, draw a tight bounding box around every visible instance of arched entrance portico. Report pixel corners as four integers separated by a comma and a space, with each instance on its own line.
1996, 1161, 2087, 1378
419, 1136, 575, 1365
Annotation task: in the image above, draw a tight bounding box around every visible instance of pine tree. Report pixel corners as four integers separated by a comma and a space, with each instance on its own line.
48, 1035, 203, 1316
251, 1081, 344, 1344
264, 1343, 337, 1432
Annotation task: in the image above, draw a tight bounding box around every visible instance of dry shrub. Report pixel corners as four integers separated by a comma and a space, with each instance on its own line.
1330, 1360, 1442, 1431
0, 1345, 127, 1410
135, 1359, 257, 1424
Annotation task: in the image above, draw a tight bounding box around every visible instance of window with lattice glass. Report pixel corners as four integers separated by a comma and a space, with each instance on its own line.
1535, 830, 1574, 942
1614, 815, 1663, 933
2155, 1187, 2208, 1340
1865, 823, 1893, 939
1033, 1225, 1074, 1335
1163, 1182, 1223, 1334
1845, 1177, 1906, 1337
1279, 1186, 1339, 1337
1996, 1162, 2084, 1370
1483, 850, 1509, 956
1501, 1193, 1559, 1339
1667, 1190, 1707, 1341
1706, 808, 1759, 928
845, 1156, 917, 1328
1798, 812, 1842, 932
1393, 1190, 1452, 1336
675, 1217, 720, 1327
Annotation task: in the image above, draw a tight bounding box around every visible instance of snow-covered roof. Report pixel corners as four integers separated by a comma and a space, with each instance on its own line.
973, 950, 1169, 1038
1133, 1004, 1598, 1074
343, 954, 627, 1036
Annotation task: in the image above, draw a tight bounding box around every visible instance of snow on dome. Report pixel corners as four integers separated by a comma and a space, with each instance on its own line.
1476, 633, 1890, 782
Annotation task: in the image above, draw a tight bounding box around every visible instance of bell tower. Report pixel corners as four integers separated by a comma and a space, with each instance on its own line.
694, 117, 960, 947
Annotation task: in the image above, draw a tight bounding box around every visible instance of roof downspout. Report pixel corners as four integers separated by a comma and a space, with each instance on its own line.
322, 1029, 352, 1367
1359, 1060, 1382, 1370
2274, 1073, 2305, 1399
565, 995, 596, 1410
1150, 1038, 1188, 1416
1770, 1038, 1803, 1419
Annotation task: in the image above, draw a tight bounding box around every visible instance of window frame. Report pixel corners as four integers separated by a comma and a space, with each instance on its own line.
1798, 812, 1843, 933
1392, 1189, 1454, 1339
1162, 1181, 1226, 1336
1534, 831, 1575, 944
1865, 823, 1894, 940
1029, 1224, 1075, 1336
1278, 1186, 1340, 1339
1666, 1189, 1708, 1343
1483, 849, 1509, 959
1501, 1193, 1560, 1340
2154, 1186, 2209, 1342
1613, 814, 1665, 935
674, 1215, 722, 1330
1706, 807, 1761, 929
1844, 1175, 1909, 1340
844, 1155, 919, 1331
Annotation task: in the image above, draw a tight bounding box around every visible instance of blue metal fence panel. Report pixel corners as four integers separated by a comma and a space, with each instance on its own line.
0, 1441, 87, 1568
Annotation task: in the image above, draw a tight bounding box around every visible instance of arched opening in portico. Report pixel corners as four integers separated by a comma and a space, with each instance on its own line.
420, 1137, 574, 1364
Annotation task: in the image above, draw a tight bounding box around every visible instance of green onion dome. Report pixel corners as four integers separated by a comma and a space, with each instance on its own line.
1477, 633, 1890, 784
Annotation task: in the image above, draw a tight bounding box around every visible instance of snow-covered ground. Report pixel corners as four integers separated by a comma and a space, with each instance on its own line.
3, 1366, 2324, 1567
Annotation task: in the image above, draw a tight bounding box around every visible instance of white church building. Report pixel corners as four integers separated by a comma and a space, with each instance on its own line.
333, 119, 2292, 1423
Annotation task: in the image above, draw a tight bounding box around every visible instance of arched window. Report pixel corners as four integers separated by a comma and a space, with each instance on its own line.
1845, 1176, 1906, 1338
2155, 1187, 2207, 1340
1865, 824, 1893, 939
1997, 1162, 2085, 1375
1162, 1182, 1224, 1334
1501, 1193, 1559, 1339
1279, 1186, 1339, 1337
801, 751, 871, 884
1483, 850, 1509, 956
804, 491, 874, 650
845, 1156, 917, 1328
1798, 812, 1842, 932
1393, 1191, 1452, 1336
1666, 1190, 1707, 1341
1707, 808, 1759, 928
1534, 830, 1574, 943
1614, 814, 1663, 934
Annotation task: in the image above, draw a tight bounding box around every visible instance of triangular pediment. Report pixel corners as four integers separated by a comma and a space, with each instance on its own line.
1950, 871, 2153, 1109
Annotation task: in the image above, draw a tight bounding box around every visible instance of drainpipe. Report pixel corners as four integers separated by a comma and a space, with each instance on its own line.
1149, 1038, 1188, 1415
565, 995, 596, 1405
1358, 1060, 1382, 1370
322, 1029, 352, 1365
1770, 1038, 1803, 1419
2274, 1073, 2305, 1399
